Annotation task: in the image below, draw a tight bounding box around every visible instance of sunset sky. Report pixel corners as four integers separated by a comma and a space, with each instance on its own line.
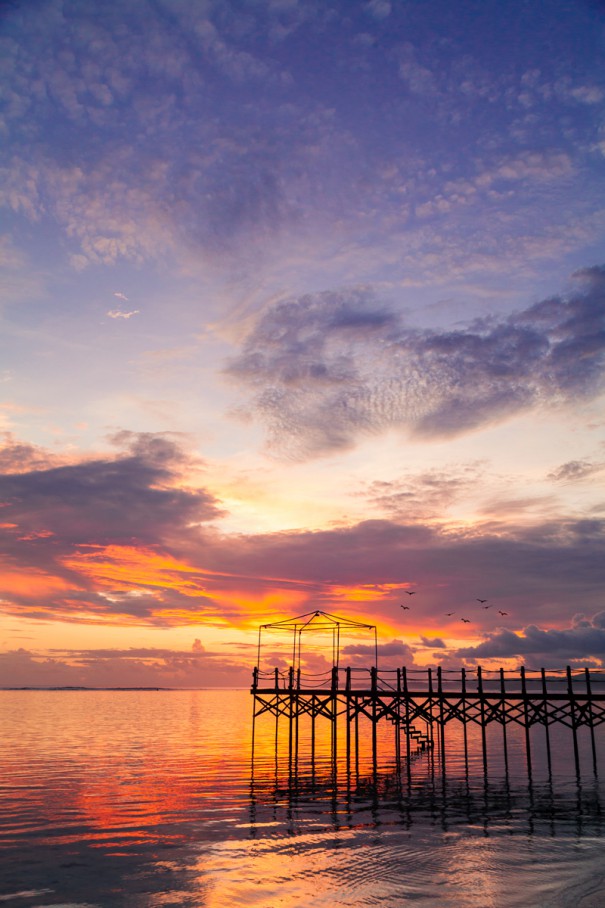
1, 0, 604, 687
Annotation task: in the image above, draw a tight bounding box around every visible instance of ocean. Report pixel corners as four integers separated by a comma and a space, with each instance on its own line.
1, 689, 604, 907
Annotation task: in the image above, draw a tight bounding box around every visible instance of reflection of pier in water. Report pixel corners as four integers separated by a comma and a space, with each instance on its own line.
250, 611, 605, 780
249, 751, 605, 839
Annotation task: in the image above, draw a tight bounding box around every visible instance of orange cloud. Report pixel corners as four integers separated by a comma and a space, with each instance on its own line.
60, 545, 311, 627
0, 564, 71, 597
63, 545, 211, 595
203, 586, 309, 629
329, 582, 406, 602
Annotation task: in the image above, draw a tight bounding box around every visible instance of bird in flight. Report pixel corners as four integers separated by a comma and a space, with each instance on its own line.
498, 610, 508, 616
445, 612, 455, 616
404, 590, 416, 595
400, 605, 410, 610
461, 618, 470, 623
476, 599, 488, 604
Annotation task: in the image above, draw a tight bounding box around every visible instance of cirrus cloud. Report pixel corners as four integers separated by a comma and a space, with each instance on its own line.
226, 266, 605, 458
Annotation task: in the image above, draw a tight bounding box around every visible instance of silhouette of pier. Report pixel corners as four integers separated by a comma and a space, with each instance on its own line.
250, 611, 605, 778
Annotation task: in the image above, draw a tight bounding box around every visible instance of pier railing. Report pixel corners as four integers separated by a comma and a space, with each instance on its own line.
252, 665, 605, 697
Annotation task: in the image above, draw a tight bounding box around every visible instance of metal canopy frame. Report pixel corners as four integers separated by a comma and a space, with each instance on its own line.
256, 610, 377, 672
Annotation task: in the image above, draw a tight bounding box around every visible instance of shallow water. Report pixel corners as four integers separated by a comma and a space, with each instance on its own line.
1, 689, 604, 907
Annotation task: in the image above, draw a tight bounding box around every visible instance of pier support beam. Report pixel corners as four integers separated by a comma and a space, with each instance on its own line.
251, 663, 604, 780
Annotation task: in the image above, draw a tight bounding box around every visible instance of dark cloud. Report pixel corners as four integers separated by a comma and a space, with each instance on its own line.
0, 432, 223, 624
204, 516, 604, 589
226, 267, 605, 457
456, 611, 605, 663
548, 458, 605, 482
0, 431, 220, 549
342, 638, 416, 667
198, 516, 605, 632
420, 636, 446, 648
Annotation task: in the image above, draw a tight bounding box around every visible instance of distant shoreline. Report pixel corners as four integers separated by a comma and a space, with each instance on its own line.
0, 686, 248, 691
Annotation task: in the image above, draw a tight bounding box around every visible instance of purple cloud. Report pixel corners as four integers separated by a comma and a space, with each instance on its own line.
1, 430, 604, 638
420, 636, 446, 648
0, 431, 221, 550
0, 645, 251, 689
456, 612, 605, 663
226, 267, 605, 457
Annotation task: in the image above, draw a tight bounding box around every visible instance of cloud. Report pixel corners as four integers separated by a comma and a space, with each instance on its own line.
0, 431, 223, 624
1, 432, 604, 635
343, 639, 411, 657
113, 291, 129, 301
196, 515, 605, 632
226, 266, 605, 457
0, 432, 61, 474
456, 612, 605, 663
0, 644, 251, 688
366, 0, 392, 19
398, 43, 437, 96
0, 3, 336, 269
474, 151, 573, 188
107, 309, 140, 319
420, 636, 446, 648
0, 431, 219, 547
366, 463, 484, 519
342, 638, 415, 667
548, 458, 605, 482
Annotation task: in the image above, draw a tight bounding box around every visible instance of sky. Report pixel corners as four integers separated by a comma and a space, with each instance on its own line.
1, 0, 604, 688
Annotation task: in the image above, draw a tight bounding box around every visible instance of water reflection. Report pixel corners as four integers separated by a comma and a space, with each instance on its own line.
250, 751, 605, 840
1, 691, 605, 908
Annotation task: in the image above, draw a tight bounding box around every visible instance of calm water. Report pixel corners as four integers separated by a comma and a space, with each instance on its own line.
1, 690, 605, 907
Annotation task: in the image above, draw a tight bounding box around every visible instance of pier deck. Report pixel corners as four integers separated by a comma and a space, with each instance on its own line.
251, 665, 605, 776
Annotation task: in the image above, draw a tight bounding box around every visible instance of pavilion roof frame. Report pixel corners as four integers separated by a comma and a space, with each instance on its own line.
256, 609, 378, 672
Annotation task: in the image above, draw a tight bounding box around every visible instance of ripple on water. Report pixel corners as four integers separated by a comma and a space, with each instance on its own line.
1, 690, 605, 908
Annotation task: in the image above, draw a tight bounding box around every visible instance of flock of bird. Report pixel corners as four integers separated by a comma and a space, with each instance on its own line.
399, 591, 509, 624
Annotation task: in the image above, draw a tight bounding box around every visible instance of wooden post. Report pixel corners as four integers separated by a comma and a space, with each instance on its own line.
585, 667, 598, 776
274, 667, 279, 767
371, 665, 378, 776
403, 665, 411, 782
541, 668, 552, 777
567, 665, 580, 777
499, 667, 508, 775
437, 666, 446, 775
251, 667, 258, 767
427, 667, 435, 749
461, 667, 469, 775
346, 667, 352, 775
288, 666, 294, 770
295, 668, 301, 772
520, 665, 532, 778
477, 666, 488, 776
354, 671, 360, 778
395, 668, 402, 770
331, 665, 338, 768
311, 692, 316, 768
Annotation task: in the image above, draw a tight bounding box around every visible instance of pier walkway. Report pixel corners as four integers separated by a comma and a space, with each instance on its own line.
251, 664, 605, 776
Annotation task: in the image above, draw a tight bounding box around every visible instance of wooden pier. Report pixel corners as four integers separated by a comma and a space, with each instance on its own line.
251, 664, 605, 778
250, 611, 605, 778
